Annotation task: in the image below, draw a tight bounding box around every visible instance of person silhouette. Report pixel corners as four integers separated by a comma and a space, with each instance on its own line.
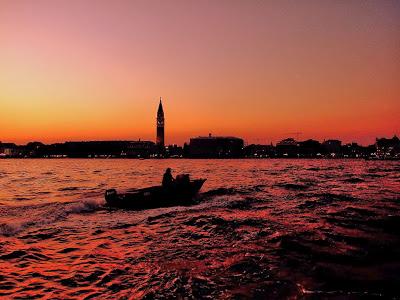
162, 168, 174, 187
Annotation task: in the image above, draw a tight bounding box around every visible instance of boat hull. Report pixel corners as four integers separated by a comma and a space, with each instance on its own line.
105, 179, 206, 209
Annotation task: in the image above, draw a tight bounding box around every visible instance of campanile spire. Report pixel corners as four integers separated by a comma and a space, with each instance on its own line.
156, 97, 165, 148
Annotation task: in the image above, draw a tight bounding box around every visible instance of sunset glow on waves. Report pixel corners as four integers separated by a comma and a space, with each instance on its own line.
0, 159, 399, 298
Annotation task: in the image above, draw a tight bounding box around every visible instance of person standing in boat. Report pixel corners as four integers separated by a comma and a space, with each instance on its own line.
162, 168, 175, 187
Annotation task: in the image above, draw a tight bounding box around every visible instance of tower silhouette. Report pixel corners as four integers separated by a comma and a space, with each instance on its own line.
156, 97, 165, 148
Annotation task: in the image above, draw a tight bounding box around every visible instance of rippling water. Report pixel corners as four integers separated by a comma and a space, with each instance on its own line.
0, 159, 399, 299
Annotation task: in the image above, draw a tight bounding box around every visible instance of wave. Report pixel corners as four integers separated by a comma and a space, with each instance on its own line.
297, 193, 358, 209
298, 192, 357, 202
342, 177, 365, 183
200, 185, 268, 201
275, 183, 312, 191
306, 167, 320, 171
201, 187, 237, 198
183, 215, 265, 234
66, 199, 101, 214
363, 173, 384, 178
368, 166, 400, 174
0, 223, 21, 237
306, 166, 343, 171
0, 199, 103, 237
41, 171, 54, 175
12, 191, 50, 201
225, 197, 261, 210
14, 197, 31, 201
58, 186, 80, 191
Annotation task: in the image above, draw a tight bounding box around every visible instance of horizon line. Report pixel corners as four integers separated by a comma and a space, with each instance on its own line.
2, 133, 399, 148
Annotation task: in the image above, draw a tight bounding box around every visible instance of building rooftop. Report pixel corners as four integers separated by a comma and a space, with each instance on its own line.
191, 134, 243, 140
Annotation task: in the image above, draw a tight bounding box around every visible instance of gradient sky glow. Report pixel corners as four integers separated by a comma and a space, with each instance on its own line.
1, 0, 399, 145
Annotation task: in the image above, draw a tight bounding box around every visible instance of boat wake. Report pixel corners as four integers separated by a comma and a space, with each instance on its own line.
0, 199, 103, 237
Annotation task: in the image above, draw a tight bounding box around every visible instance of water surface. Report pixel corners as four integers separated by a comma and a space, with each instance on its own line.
0, 159, 399, 298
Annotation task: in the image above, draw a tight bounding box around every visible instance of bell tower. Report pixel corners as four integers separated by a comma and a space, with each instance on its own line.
156, 97, 165, 148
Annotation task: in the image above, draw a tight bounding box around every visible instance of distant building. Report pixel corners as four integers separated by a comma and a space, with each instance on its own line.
0, 142, 19, 157
189, 134, 244, 158
244, 144, 275, 158
65, 141, 122, 157
276, 138, 298, 147
25, 142, 45, 157
165, 144, 183, 158
156, 98, 165, 148
323, 139, 342, 156
298, 139, 323, 158
375, 135, 400, 158
124, 141, 156, 158
342, 142, 365, 158
276, 138, 298, 157
63, 141, 155, 158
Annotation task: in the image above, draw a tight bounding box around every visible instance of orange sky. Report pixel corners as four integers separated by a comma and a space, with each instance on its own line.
1, 1, 399, 145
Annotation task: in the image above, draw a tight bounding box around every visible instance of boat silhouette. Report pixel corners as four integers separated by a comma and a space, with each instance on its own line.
105, 179, 206, 209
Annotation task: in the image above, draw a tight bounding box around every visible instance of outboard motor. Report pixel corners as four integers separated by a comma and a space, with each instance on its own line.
176, 174, 190, 185
105, 189, 117, 203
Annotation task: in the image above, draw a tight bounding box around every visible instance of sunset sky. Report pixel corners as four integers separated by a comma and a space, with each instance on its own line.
1, 0, 399, 145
